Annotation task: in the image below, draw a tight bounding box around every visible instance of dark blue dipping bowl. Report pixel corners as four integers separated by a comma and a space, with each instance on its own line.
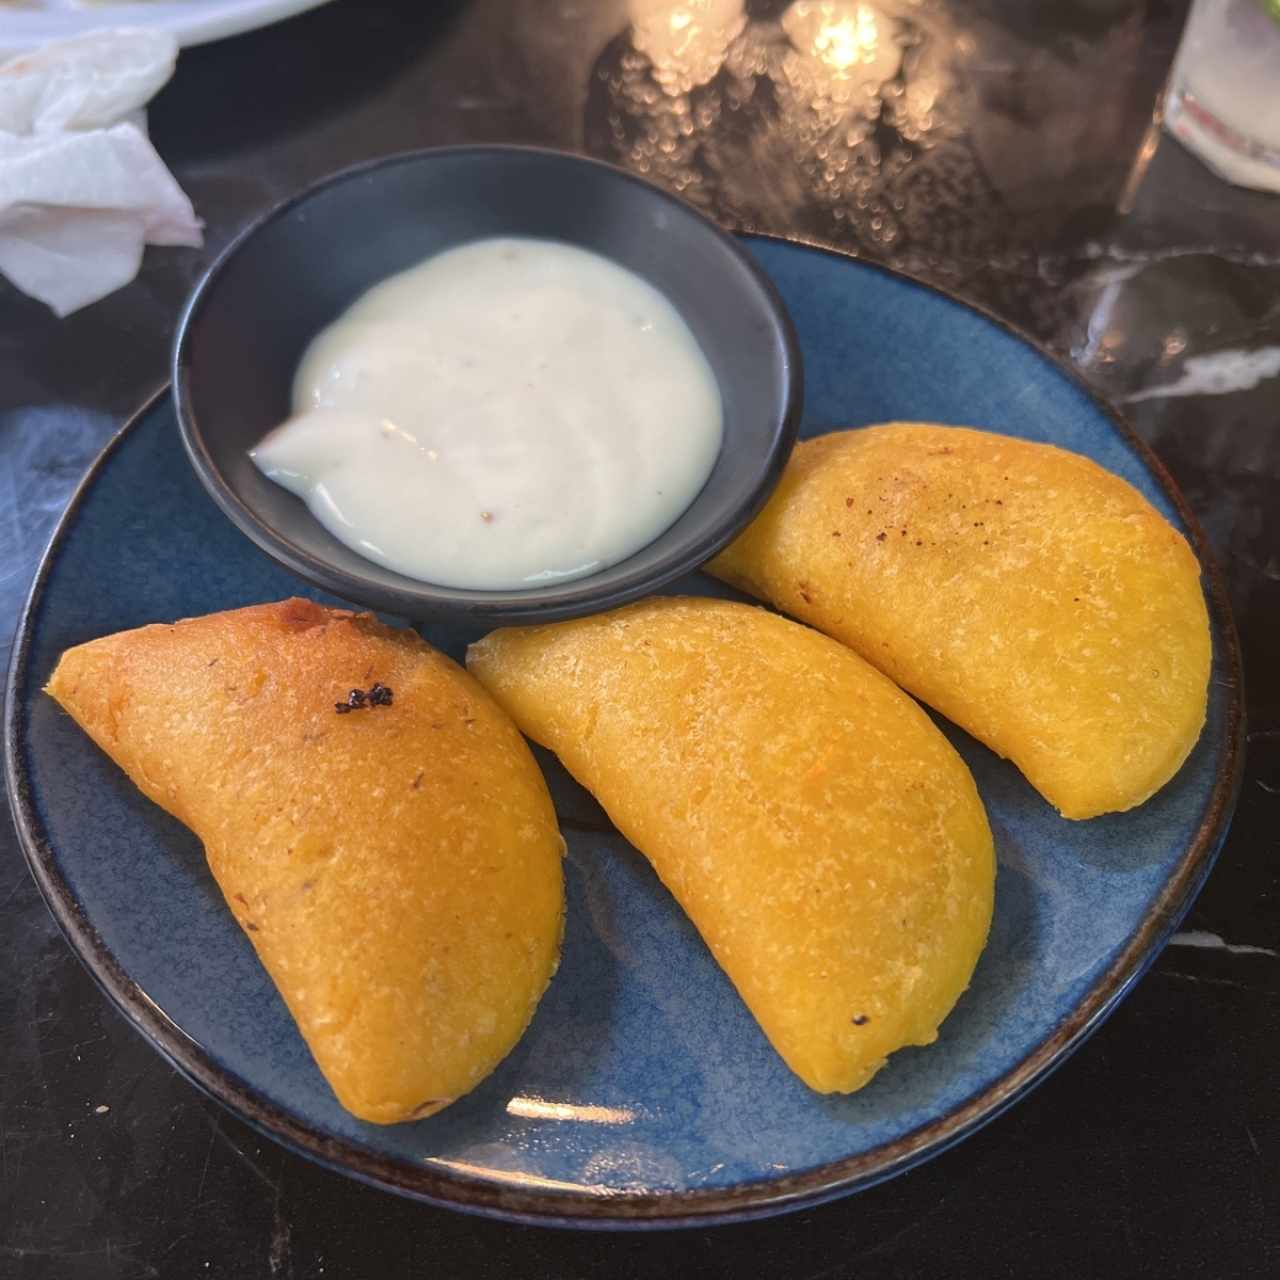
173, 146, 802, 624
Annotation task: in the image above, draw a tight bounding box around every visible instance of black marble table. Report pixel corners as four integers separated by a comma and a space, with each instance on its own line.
2, 2, 1276, 1275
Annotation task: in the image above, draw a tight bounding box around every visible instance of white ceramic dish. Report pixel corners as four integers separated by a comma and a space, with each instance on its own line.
0, 0, 335, 53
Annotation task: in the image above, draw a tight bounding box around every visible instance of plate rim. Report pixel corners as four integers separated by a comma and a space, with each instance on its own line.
0, 0, 338, 54
3, 235, 1246, 1229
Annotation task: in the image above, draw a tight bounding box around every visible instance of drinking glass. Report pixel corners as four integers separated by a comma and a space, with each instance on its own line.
1164, 0, 1280, 193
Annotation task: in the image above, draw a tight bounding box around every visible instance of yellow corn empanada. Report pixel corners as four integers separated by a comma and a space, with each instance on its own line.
709, 424, 1211, 819
468, 597, 994, 1095
46, 598, 564, 1124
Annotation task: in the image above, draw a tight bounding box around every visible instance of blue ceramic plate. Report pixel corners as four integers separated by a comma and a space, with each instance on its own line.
5, 237, 1242, 1228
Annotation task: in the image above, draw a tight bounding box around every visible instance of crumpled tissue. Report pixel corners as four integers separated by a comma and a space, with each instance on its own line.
0, 27, 202, 316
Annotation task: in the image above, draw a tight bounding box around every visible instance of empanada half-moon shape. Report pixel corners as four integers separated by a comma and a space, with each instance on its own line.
46, 598, 564, 1124
468, 597, 994, 1094
709, 424, 1211, 819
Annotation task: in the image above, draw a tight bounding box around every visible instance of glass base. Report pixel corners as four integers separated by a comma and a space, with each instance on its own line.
1165, 85, 1280, 195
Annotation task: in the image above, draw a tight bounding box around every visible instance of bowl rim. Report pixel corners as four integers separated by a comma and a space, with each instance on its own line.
9, 233, 1245, 1231
171, 143, 805, 624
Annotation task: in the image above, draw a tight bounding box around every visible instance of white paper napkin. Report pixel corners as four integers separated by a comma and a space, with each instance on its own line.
0, 28, 202, 316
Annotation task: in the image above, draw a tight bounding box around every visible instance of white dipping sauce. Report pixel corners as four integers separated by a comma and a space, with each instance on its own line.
251, 238, 723, 590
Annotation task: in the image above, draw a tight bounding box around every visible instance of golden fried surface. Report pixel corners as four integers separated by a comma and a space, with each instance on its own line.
709, 425, 1211, 819
468, 598, 994, 1095
46, 599, 564, 1125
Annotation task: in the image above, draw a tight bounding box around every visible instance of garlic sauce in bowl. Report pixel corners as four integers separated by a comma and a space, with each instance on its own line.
174, 145, 801, 625
251, 237, 723, 591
